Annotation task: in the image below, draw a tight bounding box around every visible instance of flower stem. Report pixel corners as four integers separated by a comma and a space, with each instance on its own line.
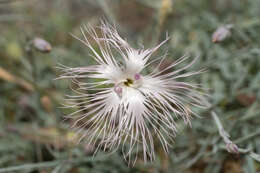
211, 111, 239, 153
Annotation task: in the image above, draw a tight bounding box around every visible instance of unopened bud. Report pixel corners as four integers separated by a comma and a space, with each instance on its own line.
226, 142, 239, 154
33, 37, 52, 53
41, 95, 52, 112
212, 24, 233, 43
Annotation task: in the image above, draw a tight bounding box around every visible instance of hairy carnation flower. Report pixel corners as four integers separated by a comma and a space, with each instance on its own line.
57, 22, 209, 164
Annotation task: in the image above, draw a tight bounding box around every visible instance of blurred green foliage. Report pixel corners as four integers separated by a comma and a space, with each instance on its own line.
0, 0, 260, 172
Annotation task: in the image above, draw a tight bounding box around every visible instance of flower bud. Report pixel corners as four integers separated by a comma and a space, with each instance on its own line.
33, 37, 52, 53
212, 24, 233, 43
226, 142, 239, 154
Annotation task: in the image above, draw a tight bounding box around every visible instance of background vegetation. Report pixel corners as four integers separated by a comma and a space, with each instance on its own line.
0, 0, 259, 172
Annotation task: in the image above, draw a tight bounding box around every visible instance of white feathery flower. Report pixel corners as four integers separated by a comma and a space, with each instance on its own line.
57, 22, 209, 164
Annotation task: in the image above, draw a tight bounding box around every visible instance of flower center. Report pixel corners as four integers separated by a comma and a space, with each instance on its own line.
124, 78, 134, 87
113, 73, 142, 98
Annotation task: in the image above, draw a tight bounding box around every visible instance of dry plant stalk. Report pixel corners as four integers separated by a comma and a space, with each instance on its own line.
0, 67, 34, 91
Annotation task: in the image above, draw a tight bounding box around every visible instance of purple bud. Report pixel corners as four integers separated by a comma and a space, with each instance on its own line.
212, 24, 233, 43
33, 37, 52, 53
226, 142, 239, 154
